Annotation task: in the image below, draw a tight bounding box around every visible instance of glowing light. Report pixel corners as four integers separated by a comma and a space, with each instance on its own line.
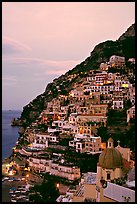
122, 84, 128, 88
24, 168, 28, 171
9, 171, 14, 176
26, 174, 29, 178
69, 92, 74, 97
56, 183, 60, 188
6, 164, 11, 167
28, 143, 32, 147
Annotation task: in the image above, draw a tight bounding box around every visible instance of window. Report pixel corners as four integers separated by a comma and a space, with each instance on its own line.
86, 143, 88, 147
78, 144, 80, 148
107, 173, 110, 180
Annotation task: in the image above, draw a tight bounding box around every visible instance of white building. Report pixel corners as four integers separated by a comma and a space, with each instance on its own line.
28, 156, 80, 180
34, 133, 58, 144
52, 120, 67, 128
69, 113, 78, 125
128, 58, 135, 64
109, 55, 125, 66
32, 134, 48, 149
112, 100, 124, 109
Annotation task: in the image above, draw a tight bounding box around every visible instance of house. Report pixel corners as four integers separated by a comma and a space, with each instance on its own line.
69, 113, 78, 125
75, 136, 102, 154
100, 93, 113, 104
126, 106, 135, 123
109, 55, 125, 66
128, 58, 135, 64
100, 62, 109, 71
69, 134, 102, 154
77, 114, 107, 127
90, 104, 108, 115
52, 120, 67, 128
48, 126, 62, 134
34, 133, 58, 144
112, 100, 124, 109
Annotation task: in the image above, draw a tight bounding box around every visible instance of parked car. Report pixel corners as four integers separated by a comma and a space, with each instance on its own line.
11, 199, 17, 202
14, 190, 21, 193
2, 177, 10, 181
11, 194, 16, 198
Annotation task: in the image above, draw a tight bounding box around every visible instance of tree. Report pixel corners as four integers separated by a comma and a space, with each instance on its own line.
29, 180, 59, 202
123, 99, 132, 110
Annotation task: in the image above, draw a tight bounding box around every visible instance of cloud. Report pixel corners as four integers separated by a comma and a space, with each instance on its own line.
2, 36, 31, 55
3, 57, 80, 77
2, 75, 18, 86
3, 57, 80, 68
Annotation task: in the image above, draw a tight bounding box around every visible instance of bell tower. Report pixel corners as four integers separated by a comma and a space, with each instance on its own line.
107, 137, 114, 148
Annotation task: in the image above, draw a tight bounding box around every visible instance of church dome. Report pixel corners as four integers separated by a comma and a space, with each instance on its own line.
98, 148, 123, 169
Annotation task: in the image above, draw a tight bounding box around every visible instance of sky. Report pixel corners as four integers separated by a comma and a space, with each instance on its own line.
2, 2, 135, 110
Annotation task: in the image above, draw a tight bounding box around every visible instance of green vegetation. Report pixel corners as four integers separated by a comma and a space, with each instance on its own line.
29, 180, 59, 202
107, 109, 126, 126
58, 137, 72, 146
98, 109, 135, 151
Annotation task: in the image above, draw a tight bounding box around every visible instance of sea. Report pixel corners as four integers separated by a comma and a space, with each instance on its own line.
2, 110, 22, 159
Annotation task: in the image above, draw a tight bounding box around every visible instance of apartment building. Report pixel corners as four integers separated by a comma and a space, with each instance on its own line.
32, 134, 48, 149
69, 134, 102, 154
28, 156, 80, 180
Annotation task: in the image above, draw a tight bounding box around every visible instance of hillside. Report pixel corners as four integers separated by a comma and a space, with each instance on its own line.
20, 23, 135, 126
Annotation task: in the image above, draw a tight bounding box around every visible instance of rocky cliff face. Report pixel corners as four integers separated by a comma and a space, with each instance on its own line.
118, 23, 135, 41
20, 23, 135, 125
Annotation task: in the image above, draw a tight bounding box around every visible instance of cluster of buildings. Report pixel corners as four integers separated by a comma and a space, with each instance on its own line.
56, 138, 135, 202
12, 55, 135, 202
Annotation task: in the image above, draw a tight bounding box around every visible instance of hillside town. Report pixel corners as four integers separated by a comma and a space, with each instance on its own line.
2, 55, 135, 202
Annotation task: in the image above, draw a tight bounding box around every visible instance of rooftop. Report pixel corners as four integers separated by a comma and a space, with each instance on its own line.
81, 172, 96, 185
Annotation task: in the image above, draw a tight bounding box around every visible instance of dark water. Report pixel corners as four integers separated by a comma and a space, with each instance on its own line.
2, 110, 22, 159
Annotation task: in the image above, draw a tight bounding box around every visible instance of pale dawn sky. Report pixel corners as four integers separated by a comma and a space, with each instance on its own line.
2, 2, 135, 110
